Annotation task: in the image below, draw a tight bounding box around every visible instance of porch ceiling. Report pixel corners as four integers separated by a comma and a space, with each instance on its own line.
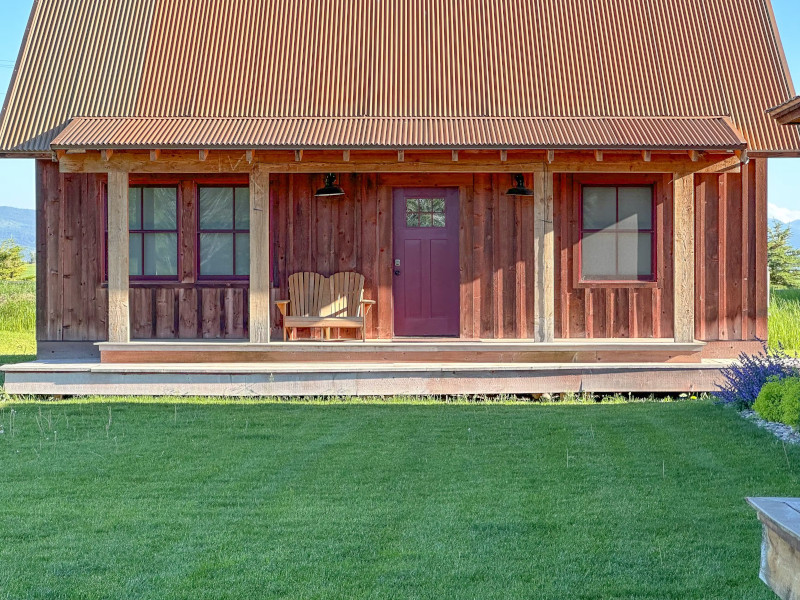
49, 116, 748, 152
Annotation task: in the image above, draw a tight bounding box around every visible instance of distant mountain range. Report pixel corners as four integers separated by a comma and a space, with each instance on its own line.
0, 206, 35, 259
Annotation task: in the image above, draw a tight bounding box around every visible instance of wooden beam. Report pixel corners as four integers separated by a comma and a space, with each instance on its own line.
199, 149, 209, 161
107, 171, 130, 343
57, 150, 742, 175
101, 149, 113, 161
452, 150, 459, 162
150, 149, 160, 161
689, 150, 700, 162
673, 172, 695, 343
54, 149, 66, 162
245, 150, 253, 164
294, 149, 303, 162
547, 150, 555, 164
534, 170, 555, 342
249, 165, 271, 343
594, 150, 603, 162
343, 150, 350, 162
397, 150, 405, 163
500, 150, 508, 162
643, 150, 652, 162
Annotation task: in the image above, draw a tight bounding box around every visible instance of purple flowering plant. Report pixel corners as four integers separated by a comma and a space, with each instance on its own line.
715, 341, 798, 408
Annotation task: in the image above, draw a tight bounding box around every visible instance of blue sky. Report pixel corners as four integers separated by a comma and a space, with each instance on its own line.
1, 1, 799, 220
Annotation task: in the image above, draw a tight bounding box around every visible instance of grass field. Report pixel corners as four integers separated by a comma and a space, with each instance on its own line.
769, 288, 800, 352
0, 399, 797, 599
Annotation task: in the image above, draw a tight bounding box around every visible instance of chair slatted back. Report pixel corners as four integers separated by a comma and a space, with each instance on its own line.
325, 272, 365, 318
287, 272, 328, 317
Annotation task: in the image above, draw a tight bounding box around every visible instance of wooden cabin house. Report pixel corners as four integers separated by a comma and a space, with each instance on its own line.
2, 0, 799, 396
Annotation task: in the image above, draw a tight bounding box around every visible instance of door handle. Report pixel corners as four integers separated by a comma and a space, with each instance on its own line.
394, 269, 401, 276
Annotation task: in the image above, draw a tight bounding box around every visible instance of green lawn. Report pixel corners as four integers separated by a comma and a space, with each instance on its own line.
770, 288, 800, 352
0, 399, 798, 599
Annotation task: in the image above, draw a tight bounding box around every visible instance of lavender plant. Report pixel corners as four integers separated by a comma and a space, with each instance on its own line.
716, 341, 799, 408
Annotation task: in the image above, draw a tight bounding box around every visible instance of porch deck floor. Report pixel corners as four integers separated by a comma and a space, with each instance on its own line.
2, 358, 731, 396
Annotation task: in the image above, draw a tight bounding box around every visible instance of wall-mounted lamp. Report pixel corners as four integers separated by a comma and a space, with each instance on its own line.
314, 173, 345, 197
506, 174, 534, 197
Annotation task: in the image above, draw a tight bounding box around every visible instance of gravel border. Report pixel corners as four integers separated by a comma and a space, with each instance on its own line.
741, 410, 800, 445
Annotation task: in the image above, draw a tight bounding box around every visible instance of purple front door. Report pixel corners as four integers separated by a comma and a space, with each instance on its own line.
392, 188, 460, 337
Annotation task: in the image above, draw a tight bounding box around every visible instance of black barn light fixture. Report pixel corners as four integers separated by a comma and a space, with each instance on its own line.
315, 173, 346, 197
506, 173, 534, 196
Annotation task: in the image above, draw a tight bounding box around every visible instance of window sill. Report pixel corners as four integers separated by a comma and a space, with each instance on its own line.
575, 279, 659, 289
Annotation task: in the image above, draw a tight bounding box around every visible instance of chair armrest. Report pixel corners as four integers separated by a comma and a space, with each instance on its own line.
360, 299, 376, 316
274, 300, 290, 317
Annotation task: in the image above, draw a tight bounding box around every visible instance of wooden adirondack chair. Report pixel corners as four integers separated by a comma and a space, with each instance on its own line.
274, 272, 376, 341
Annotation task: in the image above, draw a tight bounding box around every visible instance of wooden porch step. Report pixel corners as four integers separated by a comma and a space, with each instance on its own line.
2, 359, 729, 396
96, 339, 706, 365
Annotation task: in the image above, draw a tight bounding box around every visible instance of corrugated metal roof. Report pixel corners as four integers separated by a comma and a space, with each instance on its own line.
50, 116, 748, 151
1, 0, 798, 154
768, 96, 800, 125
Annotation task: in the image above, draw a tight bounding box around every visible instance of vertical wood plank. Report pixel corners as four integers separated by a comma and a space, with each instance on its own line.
534, 170, 555, 342
180, 180, 196, 283
492, 176, 503, 338
741, 161, 751, 340
459, 182, 475, 339
718, 173, 728, 339
695, 176, 707, 341
673, 172, 695, 343
377, 184, 393, 339
107, 170, 130, 343
360, 175, 379, 338
249, 165, 271, 342
754, 159, 769, 340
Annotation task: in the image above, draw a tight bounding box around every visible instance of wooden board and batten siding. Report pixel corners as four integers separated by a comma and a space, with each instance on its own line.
36, 160, 767, 350
553, 162, 767, 342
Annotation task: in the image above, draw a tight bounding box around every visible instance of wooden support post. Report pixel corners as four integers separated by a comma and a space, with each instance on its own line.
343, 150, 350, 162
249, 165, 271, 343
101, 149, 113, 161
199, 149, 209, 161
674, 172, 696, 343
643, 150, 652, 162
594, 150, 603, 162
452, 150, 459, 162
245, 150, 254, 164
500, 150, 508, 162
547, 150, 555, 164
689, 150, 700, 162
107, 171, 130, 343
534, 171, 555, 342
294, 150, 303, 162
150, 149, 160, 161
397, 150, 405, 163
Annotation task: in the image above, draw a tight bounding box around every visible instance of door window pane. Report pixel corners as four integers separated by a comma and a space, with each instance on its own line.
406, 198, 446, 228
200, 187, 234, 229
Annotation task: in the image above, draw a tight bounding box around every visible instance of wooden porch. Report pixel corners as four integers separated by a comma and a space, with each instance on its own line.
95, 338, 707, 364
2, 356, 731, 397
